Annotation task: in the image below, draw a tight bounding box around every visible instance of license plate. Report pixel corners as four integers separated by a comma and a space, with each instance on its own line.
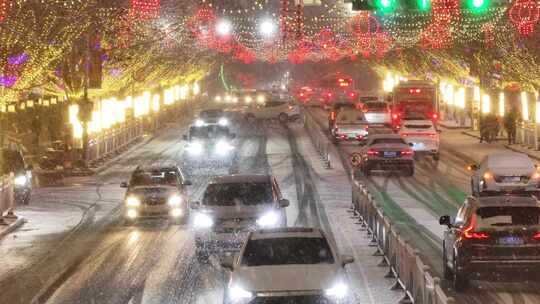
383, 151, 397, 158
501, 176, 522, 183
499, 236, 524, 246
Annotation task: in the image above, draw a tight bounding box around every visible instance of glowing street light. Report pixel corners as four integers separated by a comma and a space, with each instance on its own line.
216, 19, 232, 36
259, 19, 276, 37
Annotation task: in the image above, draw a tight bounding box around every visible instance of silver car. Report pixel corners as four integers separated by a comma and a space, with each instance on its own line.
191, 174, 289, 263
469, 152, 540, 196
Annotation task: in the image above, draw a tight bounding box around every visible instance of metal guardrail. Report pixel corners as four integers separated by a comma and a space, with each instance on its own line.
302, 111, 332, 169
300, 109, 455, 304
352, 181, 455, 304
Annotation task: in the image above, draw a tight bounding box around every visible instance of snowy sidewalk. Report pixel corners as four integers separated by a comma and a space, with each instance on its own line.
441, 127, 540, 163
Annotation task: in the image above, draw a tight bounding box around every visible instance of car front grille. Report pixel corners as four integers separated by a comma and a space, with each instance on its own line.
143, 197, 167, 205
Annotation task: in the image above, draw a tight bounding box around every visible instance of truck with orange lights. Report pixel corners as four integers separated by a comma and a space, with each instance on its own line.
390, 80, 439, 130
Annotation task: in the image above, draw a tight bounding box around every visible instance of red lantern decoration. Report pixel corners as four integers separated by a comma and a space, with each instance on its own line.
509, 0, 540, 36
130, 0, 160, 20
432, 0, 460, 25
421, 23, 452, 49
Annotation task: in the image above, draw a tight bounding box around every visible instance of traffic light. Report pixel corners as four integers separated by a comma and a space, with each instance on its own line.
352, 0, 428, 12
464, 0, 490, 13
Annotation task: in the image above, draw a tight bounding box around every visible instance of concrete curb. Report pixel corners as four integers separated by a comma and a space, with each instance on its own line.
504, 144, 540, 161
0, 217, 26, 240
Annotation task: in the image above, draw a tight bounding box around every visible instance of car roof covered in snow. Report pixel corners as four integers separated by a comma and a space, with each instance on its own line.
209, 174, 271, 184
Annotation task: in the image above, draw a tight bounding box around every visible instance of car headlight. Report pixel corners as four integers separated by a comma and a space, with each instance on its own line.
245, 96, 252, 103
215, 96, 222, 102
218, 117, 228, 126
195, 119, 205, 127
126, 196, 141, 207
168, 195, 183, 207
256, 211, 280, 227
216, 140, 234, 155
193, 213, 214, 228
187, 142, 203, 155
229, 286, 253, 301
257, 95, 266, 103
325, 282, 348, 299
14, 175, 27, 186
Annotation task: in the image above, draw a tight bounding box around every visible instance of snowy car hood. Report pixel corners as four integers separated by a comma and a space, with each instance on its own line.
232, 264, 342, 292
199, 205, 275, 219
129, 186, 178, 197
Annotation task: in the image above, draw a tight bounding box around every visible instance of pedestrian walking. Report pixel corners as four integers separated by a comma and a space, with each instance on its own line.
504, 109, 518, 145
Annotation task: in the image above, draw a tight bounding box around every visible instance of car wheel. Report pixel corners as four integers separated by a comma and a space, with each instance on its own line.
196, 250, 210, 264
433, 153, 440, 161
405, 166, 415, 176
246, 114, 256, 124
363, 164, 371, 177
453, 257, 469, 291
278, 113, 289, 123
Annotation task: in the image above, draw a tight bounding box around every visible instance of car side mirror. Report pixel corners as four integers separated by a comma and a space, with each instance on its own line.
229, 133, 236, 140
183, 180, 192, 186
120, 182, 128, 188
439, 215, 452, 228
279, 199, 290, 208
409, 143, 414, 147
341, 255, 354, 266
182, 135, 188, 141
26, 164, 34, 171
191, 201, 200, 210
220, 256, 234, 270
467, 164, 478, 171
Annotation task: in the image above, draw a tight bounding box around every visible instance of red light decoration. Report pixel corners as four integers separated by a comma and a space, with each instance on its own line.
432, 0, 460, 25
130, 0, 160, 20
0, 0, 9, 22
509, 0, 540, 36
421, 23, 452, 49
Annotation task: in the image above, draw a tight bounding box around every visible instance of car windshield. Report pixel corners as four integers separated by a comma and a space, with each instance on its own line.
404, 124, 432, 129
202, 182, 273, 206
365, 102, 387, 111
371, 138, 406, 145
476, 207, 540, 229
242, 237, 335, 266
130, 170, 178, 186
190, 125, 229, 140
201, 110, 223, 118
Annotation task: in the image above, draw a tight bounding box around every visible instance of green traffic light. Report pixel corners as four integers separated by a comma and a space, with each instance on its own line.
418, 0, 430, 11
375, 0, 397, 12
467, 0, 489, 13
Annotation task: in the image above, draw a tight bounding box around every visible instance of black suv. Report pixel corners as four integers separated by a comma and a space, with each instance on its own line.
1, 149, 33, 205
121, 165, 191, 225
440, 195, 540, 291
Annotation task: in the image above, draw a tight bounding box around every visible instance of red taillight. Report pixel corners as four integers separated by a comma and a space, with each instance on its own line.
401, 133, 408, 137
330, 112, 336, 120
340, 135, 347, 139
367, 149, 378, 156
401, 149, 414, 156
392, 113, 399, 119
533, 232, 540, 239
463, 214, 490, 240
432, 113, 439, 120
299, 93, 305, 97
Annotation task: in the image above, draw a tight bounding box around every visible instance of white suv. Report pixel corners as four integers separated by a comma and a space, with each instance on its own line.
222, 227, 354, 304
244, 101, 300, 123
399, 119, 440, 160
470, 152, 540, 196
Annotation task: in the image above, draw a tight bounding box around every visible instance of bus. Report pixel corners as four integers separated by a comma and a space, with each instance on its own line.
391, 80, 438, 128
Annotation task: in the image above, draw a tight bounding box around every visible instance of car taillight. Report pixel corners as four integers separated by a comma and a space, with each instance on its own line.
401, 149, 414, 156
330, 112, 336, 120
533, 232, 540, 239
367, 149, 378, 156
340, 135, 347, 139
432, 113, 439, 120
392, 113, 399, 119
428, 133, 437, 138
463, 214, 490, 240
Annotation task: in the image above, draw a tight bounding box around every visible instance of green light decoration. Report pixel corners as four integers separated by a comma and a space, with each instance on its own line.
219, 64, 230, 92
